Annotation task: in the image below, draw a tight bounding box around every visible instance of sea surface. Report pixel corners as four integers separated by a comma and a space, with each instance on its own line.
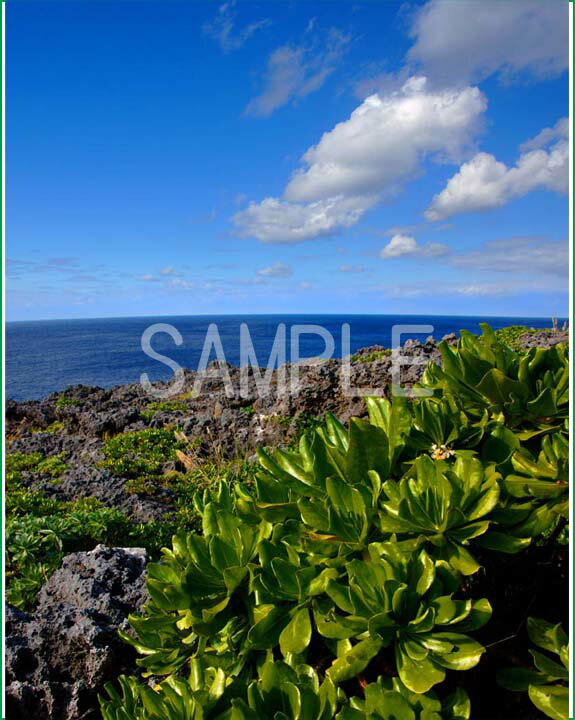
6, 314, 565, 402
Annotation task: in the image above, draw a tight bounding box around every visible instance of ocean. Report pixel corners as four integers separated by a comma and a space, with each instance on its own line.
6, 314, 564, 402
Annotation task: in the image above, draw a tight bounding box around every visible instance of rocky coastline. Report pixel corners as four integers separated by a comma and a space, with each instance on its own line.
4, 328, 568, 719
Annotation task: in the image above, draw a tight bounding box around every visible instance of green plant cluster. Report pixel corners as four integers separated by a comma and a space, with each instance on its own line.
101, 428, 184, 489
55, 394, 79, 408
32, 420, 66, 434
351, 349, 392, 364
6, 451, 68, 486
5, 491, 179, 610
493, 325, 554, 352
100, 325, 569, 720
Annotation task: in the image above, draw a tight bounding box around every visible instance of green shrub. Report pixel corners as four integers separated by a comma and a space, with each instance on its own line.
100, 324, 569, 719
419, 324, 568, 432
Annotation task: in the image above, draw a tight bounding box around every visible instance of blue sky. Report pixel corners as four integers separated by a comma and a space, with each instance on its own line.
7, 0, 569, 320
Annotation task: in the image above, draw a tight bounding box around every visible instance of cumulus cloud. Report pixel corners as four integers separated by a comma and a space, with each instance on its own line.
379, 234, 448, 259
408, 0, 568, 86
203, 0, 271, 53
234, 76, 486, 243
285, 77, 485, 202
425, 119, 568, 221
256, 261, 293, 278
138, 274, 158, 282
450, 237, 568, 277
245, 28, 350, 117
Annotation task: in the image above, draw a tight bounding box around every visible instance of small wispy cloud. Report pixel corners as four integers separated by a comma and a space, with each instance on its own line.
256, 261, 293, 278
339, 264, 364, 273
245, 27, 350, 117
160, 266, 181, 276
170, 277, 196, 290
203, 0, 271, 53
449, 236, 568, 277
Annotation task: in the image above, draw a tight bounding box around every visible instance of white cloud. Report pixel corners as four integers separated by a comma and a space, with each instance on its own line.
426, 119, 568, 221
161, 267, 180, 276
138, 274, 157, 282
380, 234, 418, 258
234, 195, 375, 244
286, 77, 485, 202
203, 0, 271, 53
256, 261, 293, 278
245, 28, 349, 117
380, 233, 448, 259
520, 117, 569, 153
408, 0, 568, 86
234, 76, 486, 243
450, 237, 568, 277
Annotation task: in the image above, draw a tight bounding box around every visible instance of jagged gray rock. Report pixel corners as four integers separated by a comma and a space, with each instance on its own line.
5, 544, 149, 720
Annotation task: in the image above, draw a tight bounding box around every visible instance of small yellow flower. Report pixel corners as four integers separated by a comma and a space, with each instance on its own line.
431, 444, 455, 461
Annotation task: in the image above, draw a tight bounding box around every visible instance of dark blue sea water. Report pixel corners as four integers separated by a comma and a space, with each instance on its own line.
6, 314, 565, 402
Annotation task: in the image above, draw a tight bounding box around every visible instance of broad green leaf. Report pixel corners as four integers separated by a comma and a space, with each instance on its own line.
279, 607, 312, 656
528, 684, 569, 720
247, 606, 290, 649
327, 637, 383, 684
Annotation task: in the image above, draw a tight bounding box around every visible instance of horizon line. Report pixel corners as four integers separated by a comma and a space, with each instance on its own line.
6, 311, 568, 325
